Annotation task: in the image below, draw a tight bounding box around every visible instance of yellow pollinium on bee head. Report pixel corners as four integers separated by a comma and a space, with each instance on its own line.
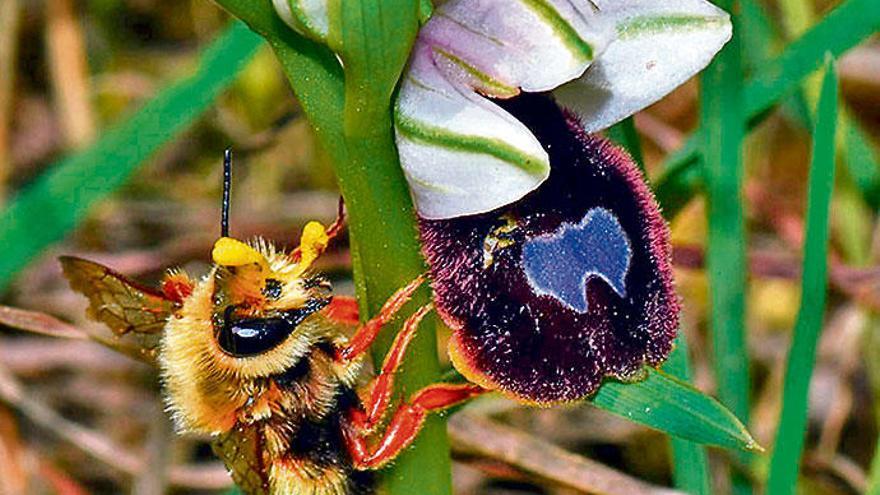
212, 237, 268, 269
292, 221, 329, 277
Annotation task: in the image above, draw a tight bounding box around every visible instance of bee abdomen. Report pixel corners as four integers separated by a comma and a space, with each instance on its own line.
267, 385, 374, 495
218, 341, 372, 495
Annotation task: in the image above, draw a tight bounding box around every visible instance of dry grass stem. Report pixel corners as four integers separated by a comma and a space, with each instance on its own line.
0, 363, 230, 489
45, 0, 95, 148
673, 245, 880, 311
448, 413, 684, 495
0, 305, 89, 340
634, 113, 685, 153
0, 0, 21, 204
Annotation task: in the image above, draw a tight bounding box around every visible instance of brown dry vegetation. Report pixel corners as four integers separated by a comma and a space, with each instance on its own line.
0, 0, 879, 494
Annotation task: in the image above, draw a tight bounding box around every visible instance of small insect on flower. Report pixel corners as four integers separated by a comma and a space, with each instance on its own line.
60, 150, 484, 495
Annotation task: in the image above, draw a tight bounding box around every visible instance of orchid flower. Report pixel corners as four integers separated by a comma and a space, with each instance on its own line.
273, 0, 731, 404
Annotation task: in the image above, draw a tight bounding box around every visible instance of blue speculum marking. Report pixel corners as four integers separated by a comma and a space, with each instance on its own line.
522, 207, 632, 313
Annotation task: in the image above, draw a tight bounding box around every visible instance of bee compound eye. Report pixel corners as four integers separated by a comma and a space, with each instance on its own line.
219, 309, 293, 357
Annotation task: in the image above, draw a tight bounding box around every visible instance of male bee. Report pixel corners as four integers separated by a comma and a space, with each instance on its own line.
61, 150, 484, 495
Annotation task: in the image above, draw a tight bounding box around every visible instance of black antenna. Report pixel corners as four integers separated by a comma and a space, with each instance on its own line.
221, 148, 232, 238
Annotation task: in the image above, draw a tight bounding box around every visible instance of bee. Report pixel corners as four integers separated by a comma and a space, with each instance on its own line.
60, 150, 485, 495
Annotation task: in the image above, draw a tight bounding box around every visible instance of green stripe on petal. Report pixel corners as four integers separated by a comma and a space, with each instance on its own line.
520, 0, 595, 61
271, 0, 331, 43
433, 48, 520, 98
618, 14, 729, 38
289, 1, 323, 38
395, 114, 548, 177
554, 0, 732, 133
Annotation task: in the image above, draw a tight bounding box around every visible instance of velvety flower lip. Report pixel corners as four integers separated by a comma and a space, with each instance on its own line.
420, 94, 679, 403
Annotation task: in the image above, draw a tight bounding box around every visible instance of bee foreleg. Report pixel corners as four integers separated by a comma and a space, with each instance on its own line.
161, 271, 194, 305
335, 275, 425, 362
351, 304, 432, 432
343, 382, 486, 470
323, 296, 360, 326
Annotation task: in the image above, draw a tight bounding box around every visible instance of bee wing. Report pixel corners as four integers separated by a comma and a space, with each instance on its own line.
59, 256, 177, 364
212, 426, 269, 495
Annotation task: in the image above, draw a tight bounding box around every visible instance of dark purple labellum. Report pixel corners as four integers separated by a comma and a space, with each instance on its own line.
420, 93, 679, 404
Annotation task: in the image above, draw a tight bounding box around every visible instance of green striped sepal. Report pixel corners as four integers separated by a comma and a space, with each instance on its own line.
555, 0, 732, 132
268, 0, 732, 219
395, 0, 612, 219
394, 0, 730, 219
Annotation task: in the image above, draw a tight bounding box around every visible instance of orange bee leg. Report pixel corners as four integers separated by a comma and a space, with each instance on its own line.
336, 275, 425, 362
351, 304, 432, 431
343, 382, 486, 470
161, 272, 194, 305
323, 296, 360, 326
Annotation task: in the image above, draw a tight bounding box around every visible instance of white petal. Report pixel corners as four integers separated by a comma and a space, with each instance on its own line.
395, 46, 549, 219
554, 0, 732, 132
395, 0, 614, 218
422, 0, 612, 94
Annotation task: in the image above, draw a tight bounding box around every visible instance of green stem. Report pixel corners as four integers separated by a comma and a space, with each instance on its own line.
211, 2, 451, 493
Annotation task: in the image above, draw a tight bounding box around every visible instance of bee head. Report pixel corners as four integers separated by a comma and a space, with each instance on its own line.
209, 225, 332, 358
200, 148, 333, 359
160, 150, 343, 434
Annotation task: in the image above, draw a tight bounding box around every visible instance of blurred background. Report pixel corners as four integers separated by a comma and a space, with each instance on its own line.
0, 0, 878, 493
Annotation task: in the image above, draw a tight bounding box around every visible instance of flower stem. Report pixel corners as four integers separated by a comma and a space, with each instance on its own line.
211, 1, 452, 493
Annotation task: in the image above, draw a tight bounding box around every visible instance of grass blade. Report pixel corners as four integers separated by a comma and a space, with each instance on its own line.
0, 22, 262, 292
700, 1, 752, 492
766, 57, 838, 495
842, 110, 880, 211
591, 368, 760, 453
740, 0, 777, 74
743, 0, 875, 120
654, 139, 702, 218
663, 339, 712, 495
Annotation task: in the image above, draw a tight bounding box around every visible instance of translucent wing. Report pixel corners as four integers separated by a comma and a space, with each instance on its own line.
59, 256, 177, 364
212, 426, 270, 495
